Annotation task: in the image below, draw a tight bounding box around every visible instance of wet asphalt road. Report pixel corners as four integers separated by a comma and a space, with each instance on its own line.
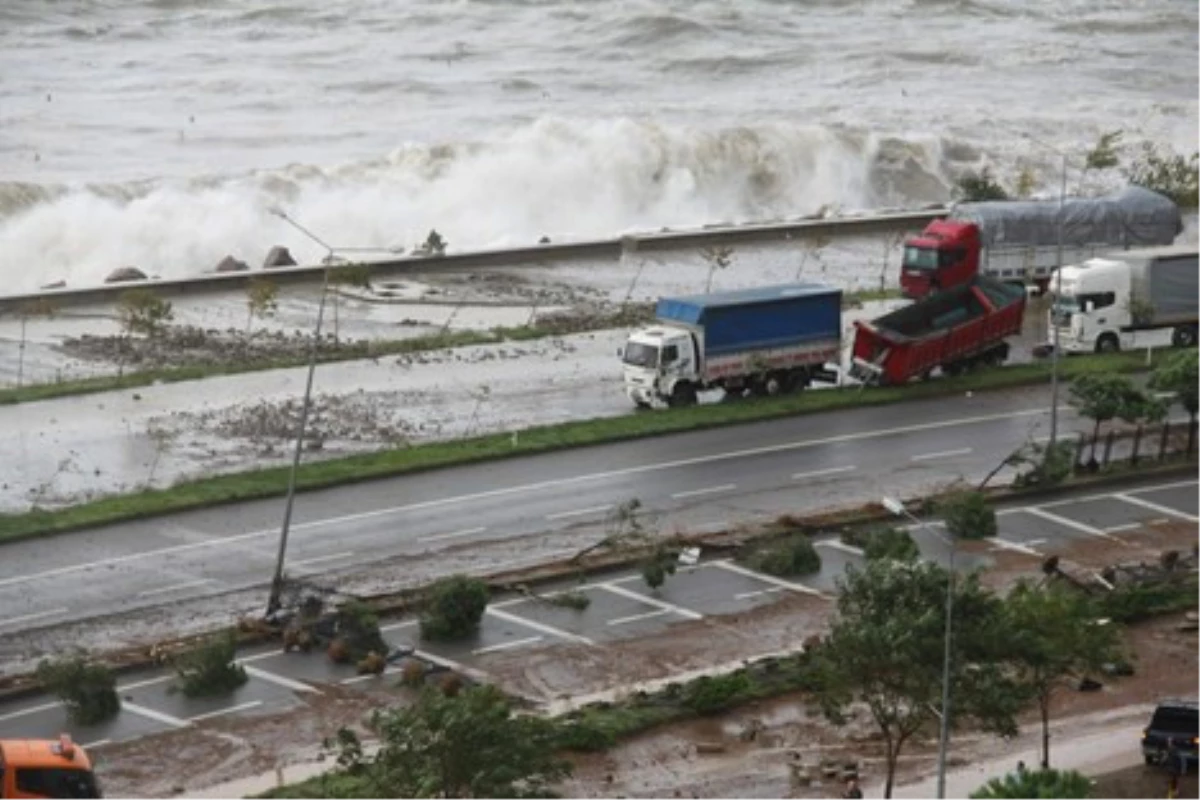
0, 382, 1188, 635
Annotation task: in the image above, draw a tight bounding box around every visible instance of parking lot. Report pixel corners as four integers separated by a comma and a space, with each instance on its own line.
0, 476, 1194, 750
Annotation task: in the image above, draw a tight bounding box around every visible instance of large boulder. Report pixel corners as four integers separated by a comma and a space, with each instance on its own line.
105, 266, 147, 283
263, 246, 297, 269
214, 255, 249, 273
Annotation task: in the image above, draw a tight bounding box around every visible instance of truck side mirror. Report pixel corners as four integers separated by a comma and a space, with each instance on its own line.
616, 347, 624, 358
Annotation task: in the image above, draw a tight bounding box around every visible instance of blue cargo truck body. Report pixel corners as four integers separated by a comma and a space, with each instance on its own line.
621, 283, 842, 408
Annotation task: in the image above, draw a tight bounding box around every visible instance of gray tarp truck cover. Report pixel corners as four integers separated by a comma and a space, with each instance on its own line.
951, 186, 1182, 249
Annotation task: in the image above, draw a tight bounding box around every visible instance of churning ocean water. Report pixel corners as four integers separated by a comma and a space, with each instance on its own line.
0, 0, 1196, 290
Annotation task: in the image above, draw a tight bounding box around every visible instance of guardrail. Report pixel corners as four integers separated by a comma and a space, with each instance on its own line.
0, 207, 947, 314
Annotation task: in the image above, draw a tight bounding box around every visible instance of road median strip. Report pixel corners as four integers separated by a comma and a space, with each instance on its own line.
0, 349, 1174, 547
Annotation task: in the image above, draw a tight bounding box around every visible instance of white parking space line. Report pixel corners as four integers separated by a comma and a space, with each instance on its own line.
0, 701, 60, 723
546, 505, 611, 521
137, 579, 213, 599
118, 674, 176, 692
1038, 477, 1197, 509
600, 582, 704, 620
0, 607, 69, 628
814, 540, 865, 557
791, 465, 857, 481
288, 551, 355, 569
1104, 522, 1142, 533
419, 527, 487, 543
189, 701, 262, 723
734, 587, 786, 601
1113, 493, 1199, 523
242, 664, 320, 694
988, 538, 1043, 556
671, 483, 736, 500
122, 701, 190, 728
382, 619, 419, 632
712, 559, 826, 597
1024, 507, 1117, 540
607, 608, 672, 627
473, 636, 543, 656
81, 739, 111, 749
485, 607, 596, 645
911, 447, 973, 462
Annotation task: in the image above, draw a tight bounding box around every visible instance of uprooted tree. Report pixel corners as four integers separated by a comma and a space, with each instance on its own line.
298, 685, 571, 799
937, 489, 998, 540
419, 575, 490, 642
809, 560, 1025, 798
173, 631, 249, 697
570, 499, 684, 591
1001, 579, 1122, 769
36, 653, 121, 725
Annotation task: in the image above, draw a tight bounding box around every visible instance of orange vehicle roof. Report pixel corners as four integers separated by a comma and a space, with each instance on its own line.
0, 739, 92, 771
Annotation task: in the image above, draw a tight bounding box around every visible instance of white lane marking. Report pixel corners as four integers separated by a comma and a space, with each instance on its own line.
0, 701, 60, 723
607, 608, 672, 626
671, 483, 736, 500
600, 582, 704, 620
288, 551, 355, 568
242, 665, 319, 694
137, 579, 213, 599
381, 619, 419, 632
473, 636, 543, 656
122, 701, 189, 728
814, 540, 865, 557
1113, 493, 1199, 523
485, 607, 595, 646
712, 559, 827, 597
792, 465, 857, 481
419, 526, 487, 543
988, 538, 1043, 556
0, 405, 1075, 590
1104, 522, 1142, 533
734, 587, 787, 601
0, 607, 69, 628
188, 701, 262, 723
911, 447, 973, 462
1024, 507, 1117, 540
546, 505, 611, 521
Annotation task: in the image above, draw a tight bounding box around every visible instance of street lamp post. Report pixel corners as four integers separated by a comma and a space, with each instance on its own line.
1020, 133, 1071, 448
882, 495, 955, 800
265, 209, 337, 617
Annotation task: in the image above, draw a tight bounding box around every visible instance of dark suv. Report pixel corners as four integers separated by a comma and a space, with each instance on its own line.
1143, 699, 1199, 768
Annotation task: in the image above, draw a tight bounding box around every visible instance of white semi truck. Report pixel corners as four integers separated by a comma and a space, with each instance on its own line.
1049, 245, 1199, 354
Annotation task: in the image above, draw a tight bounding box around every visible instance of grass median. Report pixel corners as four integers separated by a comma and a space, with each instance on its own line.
0, 348, 1173, 545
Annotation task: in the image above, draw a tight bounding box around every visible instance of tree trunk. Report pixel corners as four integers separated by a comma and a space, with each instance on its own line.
884, 739, 899, 798
17, 316, 27, 389
1089, 420, 1101, 462
1040, 694, 1051, 769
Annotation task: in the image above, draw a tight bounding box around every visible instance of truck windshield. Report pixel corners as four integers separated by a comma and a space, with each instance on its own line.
903, 246, 938, 271
622, 342, 659, 368
14, 767, 101, 798
1051, 296, 1078, 326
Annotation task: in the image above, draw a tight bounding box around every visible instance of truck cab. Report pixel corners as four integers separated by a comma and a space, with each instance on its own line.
1048, 257, 1128, 354
621, 326, 699, 408
900, 220, 981, 299
0, 736, 101, 799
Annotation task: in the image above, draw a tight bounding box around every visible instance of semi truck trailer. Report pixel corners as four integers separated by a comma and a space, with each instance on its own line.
900, 187, 1182, 299
1049, 245, 1199, 354
620, 284, 842, 408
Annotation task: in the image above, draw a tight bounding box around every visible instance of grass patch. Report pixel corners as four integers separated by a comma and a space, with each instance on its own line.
0, 349, 1170, 546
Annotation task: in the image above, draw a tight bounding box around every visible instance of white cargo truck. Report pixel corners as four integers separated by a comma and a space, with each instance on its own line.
1049, 245, 1199, 354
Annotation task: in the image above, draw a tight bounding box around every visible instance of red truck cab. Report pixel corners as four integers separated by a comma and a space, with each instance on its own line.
900, 220, 981, 299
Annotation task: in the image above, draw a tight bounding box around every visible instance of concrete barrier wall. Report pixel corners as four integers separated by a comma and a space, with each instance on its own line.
0, 208, 946, 314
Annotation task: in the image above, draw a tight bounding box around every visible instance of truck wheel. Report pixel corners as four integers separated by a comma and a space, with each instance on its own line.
634, 400, 652, 410
1172, 325, 1198, 348
1095, 334, 1120, 354
668, 383, 697, 408
943, 362, 963, 377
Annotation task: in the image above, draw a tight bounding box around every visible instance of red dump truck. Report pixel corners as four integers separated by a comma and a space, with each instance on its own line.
850, 275, 1027, 385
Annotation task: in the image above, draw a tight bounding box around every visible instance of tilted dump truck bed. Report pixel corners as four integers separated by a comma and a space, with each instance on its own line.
851, 276, 1026, 385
